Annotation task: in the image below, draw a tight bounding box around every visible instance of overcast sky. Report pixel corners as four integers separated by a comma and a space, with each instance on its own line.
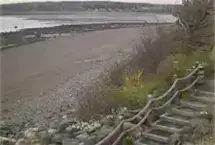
0, 0, 181, 5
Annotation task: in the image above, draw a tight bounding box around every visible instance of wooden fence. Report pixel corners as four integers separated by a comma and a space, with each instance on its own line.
95, 62, 204, 145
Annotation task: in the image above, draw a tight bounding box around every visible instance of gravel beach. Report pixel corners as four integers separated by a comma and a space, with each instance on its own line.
1, 27, 157, 126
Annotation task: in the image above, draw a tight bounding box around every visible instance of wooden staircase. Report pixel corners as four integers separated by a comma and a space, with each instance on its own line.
134, 90, 214, 145
95, 63, 214, 145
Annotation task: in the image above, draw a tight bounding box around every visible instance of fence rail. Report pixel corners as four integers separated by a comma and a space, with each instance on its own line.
95, 62, 204, 145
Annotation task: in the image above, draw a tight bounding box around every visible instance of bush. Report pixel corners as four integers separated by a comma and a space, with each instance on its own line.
75, 20, 214, 120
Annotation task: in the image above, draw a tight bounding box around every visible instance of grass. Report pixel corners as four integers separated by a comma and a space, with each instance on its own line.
75, 47, 214, 120
75, 22, 214, 120
184, 135, 215, 145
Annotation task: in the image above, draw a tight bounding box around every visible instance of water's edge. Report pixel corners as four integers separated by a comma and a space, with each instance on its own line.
1, 22, 173, 50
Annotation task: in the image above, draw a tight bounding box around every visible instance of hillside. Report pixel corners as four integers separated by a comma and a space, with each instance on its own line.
1, 1, 181, 14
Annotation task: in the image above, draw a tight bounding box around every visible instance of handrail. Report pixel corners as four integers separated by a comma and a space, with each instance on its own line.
153, 76, 201, 111
180, 76, 201, 92
112, 109, 152, 145
96, 121, 124, 145
126, 65, 202, 122
125, 100, 152, 122
151, 65, 201, 101
153, 91, 179, 111
95, 63, 203, 145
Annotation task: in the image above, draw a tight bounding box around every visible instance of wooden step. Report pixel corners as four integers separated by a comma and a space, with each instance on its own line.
135, 138, 165, 145
171, 107, 198, 117
160, 113, 191, 125
192, 95, 215, 104
134, 140, 149, 145
180, 100, 208, 110
152, 120, 182, 133
142, 131, 169, 144
196, 90, 215, 97
134, 140, 147, 145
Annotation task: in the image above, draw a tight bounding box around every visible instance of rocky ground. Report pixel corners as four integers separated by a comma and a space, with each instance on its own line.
1, 27, 160, 145
0, 107, 134, 145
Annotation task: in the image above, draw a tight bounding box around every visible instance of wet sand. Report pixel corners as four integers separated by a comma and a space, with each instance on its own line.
2, 27, 153, 123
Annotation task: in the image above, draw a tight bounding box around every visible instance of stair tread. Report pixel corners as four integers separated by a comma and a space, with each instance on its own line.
180, 100, 208, 109
171, 107, 198, 117
154, 120, 183, 129
142, 131, 169, 143
152, 122, 181, 133
197, 90, 215, 97
161, 113, 191, 125
194, 96, 215, 103
135, 138, 165, 145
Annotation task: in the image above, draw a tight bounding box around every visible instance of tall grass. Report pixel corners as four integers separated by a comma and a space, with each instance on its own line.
75, 25, 214, 120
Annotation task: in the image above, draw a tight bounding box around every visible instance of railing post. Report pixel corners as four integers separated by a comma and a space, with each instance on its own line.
197, 64, 205, 86
146, 94, 155, 126
117, 123, 124, 145
198, 65, 204, 79
147, 94, 153, 101
173, 92, 180, 106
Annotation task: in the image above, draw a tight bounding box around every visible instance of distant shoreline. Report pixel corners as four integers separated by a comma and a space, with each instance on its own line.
0, 22, 173, 50
1, 11, 173, 16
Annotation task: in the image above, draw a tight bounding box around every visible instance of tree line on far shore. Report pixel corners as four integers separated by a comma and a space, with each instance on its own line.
1, 1, 181, 14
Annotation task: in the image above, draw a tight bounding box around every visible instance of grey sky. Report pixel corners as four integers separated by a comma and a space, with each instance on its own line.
0, 0, 181, 5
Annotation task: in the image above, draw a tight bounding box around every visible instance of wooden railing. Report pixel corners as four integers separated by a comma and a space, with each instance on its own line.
95, 62, 204, 145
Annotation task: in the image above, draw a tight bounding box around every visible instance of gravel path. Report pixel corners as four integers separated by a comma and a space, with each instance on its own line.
1, 27, 157, 126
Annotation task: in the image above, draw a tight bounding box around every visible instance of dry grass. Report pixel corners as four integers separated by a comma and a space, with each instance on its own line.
74, 23, 214, 120
184, 135, 215, 145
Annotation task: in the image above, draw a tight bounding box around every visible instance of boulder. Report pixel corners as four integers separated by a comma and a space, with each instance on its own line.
65, 125, 80, 134
51, 134, 63, 145
100, 115, 115, 126
15, 138, 27, 145
24, 128, 38, 139
0, 136, 16, 145
76, 133, 96, 145
39, 131, 51, 145
94, 126, 114, 141
85, 122, 101, 134
58, 120, 76, 132
47, 129, 57, 136
62, 138, 81, 145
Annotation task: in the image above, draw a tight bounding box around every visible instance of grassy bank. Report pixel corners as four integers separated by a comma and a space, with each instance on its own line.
75, 0, 214, 120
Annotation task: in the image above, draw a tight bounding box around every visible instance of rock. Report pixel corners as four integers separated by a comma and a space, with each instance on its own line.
48, 129, 57, 136
85, 122, 101, 134
76, 133, 96, 145
51, 134, 63, 145
65, 126, 79, 134
123, 122, 134, 130
24, 128, 37, 139
15, 138, 27, 145
73, 130, 85, 136
94, 126, 113, 141
39, 131, 50, 145
58, 120, 75, 132
62, 115, 68, 120
0, 136, 16, 145
62, 138, 81, 145
131, 126, 143, 138
100, 115, 115, 126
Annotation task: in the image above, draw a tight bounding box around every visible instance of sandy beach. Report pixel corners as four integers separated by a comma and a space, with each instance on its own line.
2, 27, 158, 125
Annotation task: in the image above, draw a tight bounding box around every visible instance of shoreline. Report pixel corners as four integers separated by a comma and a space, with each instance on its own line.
0, 22, 172, 50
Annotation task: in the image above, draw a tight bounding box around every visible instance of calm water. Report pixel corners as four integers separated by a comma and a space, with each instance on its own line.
0, 12, 177, 33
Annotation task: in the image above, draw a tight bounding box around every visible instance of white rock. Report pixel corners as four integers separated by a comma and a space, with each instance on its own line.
62, 115, 67, 119
48, 128, 57, 135
15, 138, 27, 145
24, 128, 37, 139
0, 136, 16, 145
32, 127, 39, 132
